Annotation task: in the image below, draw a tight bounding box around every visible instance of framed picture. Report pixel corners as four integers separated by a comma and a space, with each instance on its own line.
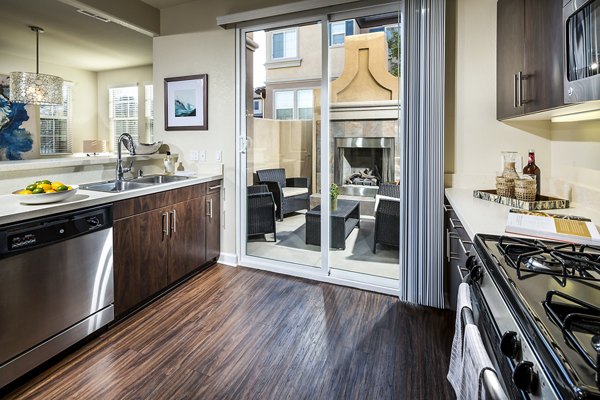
164, 74, 208, 131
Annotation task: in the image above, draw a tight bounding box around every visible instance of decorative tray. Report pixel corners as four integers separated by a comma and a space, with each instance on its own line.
473, 189, 570, 211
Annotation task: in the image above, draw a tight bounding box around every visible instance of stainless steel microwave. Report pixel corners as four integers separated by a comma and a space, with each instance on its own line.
563, 0, 600, 102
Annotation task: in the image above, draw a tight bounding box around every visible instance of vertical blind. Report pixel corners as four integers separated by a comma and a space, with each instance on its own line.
39, 83, 72, 155
145, 84, 154, 139
400, 0, 446, 308
109, 86, 139, 150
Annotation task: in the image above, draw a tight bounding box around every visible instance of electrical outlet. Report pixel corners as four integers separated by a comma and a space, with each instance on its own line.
190, 150, 199, 161
199, 150, 206, 161
215, 150, 222, 162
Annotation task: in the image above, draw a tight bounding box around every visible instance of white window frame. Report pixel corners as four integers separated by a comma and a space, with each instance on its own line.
109, 85, 139, 152
39, 82, 73, 155
272, 88, 314, 120
270, 27, 298, 61
330, 21, 347, 47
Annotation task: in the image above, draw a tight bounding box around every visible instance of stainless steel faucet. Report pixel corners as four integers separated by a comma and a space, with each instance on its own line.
116, 133, 136, 181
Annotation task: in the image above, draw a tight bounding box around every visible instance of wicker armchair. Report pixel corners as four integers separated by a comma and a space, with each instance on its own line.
373, 183, 400, 253
247, 185, 277, 241
256, 168, 310, 221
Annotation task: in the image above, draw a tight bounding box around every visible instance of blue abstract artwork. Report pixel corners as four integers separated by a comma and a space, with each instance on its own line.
0, 76, 33, 160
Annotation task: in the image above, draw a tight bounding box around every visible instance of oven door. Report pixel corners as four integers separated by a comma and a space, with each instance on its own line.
564, 0, 600, 102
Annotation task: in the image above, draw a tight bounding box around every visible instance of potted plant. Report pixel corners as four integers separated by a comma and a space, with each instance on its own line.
330, 183, 340, 210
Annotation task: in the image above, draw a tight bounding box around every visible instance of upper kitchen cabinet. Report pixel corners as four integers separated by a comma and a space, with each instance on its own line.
497, 0, 564, 120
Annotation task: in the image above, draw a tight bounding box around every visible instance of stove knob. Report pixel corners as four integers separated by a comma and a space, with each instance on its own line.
465, 255, 477, 271
513, 361, 538, 394
500, 331, 521, 359
469, 265, 482, 283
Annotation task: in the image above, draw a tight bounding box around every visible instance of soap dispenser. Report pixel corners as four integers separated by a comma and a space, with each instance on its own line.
164, 151, 175, 175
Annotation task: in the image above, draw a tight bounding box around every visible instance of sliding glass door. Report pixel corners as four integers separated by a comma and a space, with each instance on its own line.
238, 3, 401, 290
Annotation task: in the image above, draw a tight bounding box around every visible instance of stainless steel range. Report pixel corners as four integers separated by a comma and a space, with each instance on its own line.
467, 234, 600, 399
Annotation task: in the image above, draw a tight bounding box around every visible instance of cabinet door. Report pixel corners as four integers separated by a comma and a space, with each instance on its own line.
113, 210, 168, 316
205, 192, 221, 262
497, 0, 525, 120
523, 0, 563, 113
167, 198, 206, 283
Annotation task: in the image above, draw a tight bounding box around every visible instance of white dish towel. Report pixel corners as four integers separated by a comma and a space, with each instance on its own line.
447, 282, 472, 386
451, 325, 497, 400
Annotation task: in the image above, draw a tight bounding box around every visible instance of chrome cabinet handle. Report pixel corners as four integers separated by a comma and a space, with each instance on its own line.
162, 212, 169, 237
446, 229, 450, 262
443, 204, 452, 212
449, 232, 470, 256
517, 71, 530, 107
449, 218, 463, 229
208, 185, 221, 191
514, 73, 519, 108
170, 209, 177, 234
207, 199, 213, 218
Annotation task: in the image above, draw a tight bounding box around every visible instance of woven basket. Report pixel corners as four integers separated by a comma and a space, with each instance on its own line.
496, 176, 515, 198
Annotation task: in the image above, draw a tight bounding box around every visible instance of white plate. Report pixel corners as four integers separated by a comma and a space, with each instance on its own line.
12, 185, 79, 205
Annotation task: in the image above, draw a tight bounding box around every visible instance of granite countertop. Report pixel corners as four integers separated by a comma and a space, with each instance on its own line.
445, 187, 600, 240
0, 173, 223, 226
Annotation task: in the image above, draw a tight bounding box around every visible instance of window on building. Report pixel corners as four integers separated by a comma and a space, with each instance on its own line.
39, 83, 72, 155
253, 98, 263, 117
271, 29, 297, 60
145, 84, 154, 139
274, 89, 313, 120
329, 20, 354, 46
274, 91, 294, 120
297, 89, 313, 120
109, 86, 138, 151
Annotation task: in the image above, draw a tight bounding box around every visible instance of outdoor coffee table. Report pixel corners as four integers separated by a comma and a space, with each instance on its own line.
305, 199, 360, 250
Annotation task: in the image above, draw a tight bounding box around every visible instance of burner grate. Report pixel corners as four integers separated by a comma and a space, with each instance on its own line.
497, 236, 600, 283
543, 290, 600, 373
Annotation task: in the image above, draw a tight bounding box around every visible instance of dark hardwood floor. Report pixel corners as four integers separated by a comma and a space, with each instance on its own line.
4, 264, 456, 399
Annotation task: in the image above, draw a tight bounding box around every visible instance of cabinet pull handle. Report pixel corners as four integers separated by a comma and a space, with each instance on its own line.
449, 218, 463, 229
170, 209, 177, 234
443, 204, 452, 212
162, 212, 169, 237
207, 199, 213, 218
513, 73, 519, 108
208, 185, 221, 191
449, 231, 469, 255
446, 229, 451, 262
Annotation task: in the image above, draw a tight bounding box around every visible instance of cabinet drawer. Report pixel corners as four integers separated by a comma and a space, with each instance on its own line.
206, 180, 222, 194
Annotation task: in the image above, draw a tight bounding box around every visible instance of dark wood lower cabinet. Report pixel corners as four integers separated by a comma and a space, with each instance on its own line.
167, 197, 206, 284
205, 190, 220, 263
113, 210, 168, 316
113, 181, 221, 318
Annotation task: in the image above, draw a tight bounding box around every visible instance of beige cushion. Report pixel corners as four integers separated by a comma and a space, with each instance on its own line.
375, 194, 400, 211
282, 187, 308, 198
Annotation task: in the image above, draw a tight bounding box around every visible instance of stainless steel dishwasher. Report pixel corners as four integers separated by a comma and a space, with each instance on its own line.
0, 205, 114, 389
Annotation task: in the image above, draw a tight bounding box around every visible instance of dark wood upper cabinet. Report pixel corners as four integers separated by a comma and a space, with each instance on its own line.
497, 0, 564, 120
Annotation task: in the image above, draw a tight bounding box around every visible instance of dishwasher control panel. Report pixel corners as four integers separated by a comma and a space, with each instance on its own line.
0, 205, 113, 257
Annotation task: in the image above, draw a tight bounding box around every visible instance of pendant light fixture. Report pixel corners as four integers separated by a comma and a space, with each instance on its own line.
9, 26, 64, 105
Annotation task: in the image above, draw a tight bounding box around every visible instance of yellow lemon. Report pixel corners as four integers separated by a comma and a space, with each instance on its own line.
45, 189, 57, 193
18, 190, 33, 195
51, 181, 64, 190
38, 183, 52, 192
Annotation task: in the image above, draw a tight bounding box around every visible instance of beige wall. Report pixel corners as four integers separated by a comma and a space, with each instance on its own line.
445, 0, 551, 190
97, 65, 153, 151
0, 53, 97, 154
153, 30, 236, 257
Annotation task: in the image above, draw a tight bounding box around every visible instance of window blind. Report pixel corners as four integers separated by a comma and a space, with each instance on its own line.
145, 84, 154, 139
109, 86, 139, 151
39, 83, 72, 155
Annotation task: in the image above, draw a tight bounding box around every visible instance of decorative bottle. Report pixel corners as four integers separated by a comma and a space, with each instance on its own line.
164, 151, 175, 175
522, 149, 541, 197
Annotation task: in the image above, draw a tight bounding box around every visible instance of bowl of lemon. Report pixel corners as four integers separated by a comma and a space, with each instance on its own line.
13, 180, 79, 205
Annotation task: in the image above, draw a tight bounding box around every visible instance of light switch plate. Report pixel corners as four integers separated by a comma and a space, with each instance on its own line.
190, 150, 199, 161
215, 150, 222, 162
199, 150, 206, 161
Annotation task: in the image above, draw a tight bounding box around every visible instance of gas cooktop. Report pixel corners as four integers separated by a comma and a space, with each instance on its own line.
475, 234, 600, 399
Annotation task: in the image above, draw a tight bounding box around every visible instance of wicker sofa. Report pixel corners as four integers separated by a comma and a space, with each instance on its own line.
373, 183, 400, 253
247, 185, 277, 241
256, 168, 310, 221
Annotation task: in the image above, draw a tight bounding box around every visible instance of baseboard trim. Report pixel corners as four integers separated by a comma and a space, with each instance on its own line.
218, 252, 238, 266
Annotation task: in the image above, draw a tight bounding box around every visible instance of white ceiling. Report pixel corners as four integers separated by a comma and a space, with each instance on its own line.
0, 0, 194, 72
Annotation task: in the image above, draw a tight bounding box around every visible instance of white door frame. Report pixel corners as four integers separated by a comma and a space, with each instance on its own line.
235, 4, 402, 296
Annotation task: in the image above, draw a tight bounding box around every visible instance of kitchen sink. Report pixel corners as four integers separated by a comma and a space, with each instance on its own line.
80, 175, 192, 193
132, 174, 191, 184
80, 180, 153, 192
